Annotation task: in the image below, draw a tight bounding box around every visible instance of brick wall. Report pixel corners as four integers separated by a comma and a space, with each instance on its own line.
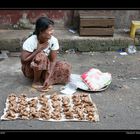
0, 10, 140, 29
0, 10, 73, 29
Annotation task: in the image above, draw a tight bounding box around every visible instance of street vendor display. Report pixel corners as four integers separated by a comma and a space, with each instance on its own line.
1, 93, 99, 122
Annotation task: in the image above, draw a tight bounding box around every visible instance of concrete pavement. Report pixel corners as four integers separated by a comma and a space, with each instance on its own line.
0, 51, 140, 130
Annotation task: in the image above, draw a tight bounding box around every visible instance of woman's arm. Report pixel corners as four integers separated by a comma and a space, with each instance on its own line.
21, 41, 49, 62
43, 50, 57, 87
21, 49, 40, 62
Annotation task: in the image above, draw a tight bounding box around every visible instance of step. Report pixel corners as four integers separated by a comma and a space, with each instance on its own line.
0, 29, 134, 52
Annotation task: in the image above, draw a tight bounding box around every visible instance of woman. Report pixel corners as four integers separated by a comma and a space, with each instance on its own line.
21, 17, 71, 92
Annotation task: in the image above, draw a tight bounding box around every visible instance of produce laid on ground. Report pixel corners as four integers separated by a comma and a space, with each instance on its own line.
1, 93, 99, 122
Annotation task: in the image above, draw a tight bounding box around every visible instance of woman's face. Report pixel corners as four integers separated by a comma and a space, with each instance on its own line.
39, 25, 54, 43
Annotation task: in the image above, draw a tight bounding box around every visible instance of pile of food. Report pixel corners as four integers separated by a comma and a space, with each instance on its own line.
1, 93, 99, 122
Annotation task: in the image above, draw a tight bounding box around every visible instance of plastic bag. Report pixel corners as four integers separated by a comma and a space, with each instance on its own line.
81, 68, 112, 91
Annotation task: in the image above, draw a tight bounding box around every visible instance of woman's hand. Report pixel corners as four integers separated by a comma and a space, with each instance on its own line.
43, 78, 50, 88
37, 41, 48, 52
36, 78, 51, 92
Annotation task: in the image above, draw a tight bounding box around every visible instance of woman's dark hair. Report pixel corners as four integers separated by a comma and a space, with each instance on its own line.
33, 17, 54, 37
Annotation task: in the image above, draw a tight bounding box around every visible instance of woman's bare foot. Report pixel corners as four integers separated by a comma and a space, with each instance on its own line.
37, 85, 53, 92
32, 82, 43, 89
